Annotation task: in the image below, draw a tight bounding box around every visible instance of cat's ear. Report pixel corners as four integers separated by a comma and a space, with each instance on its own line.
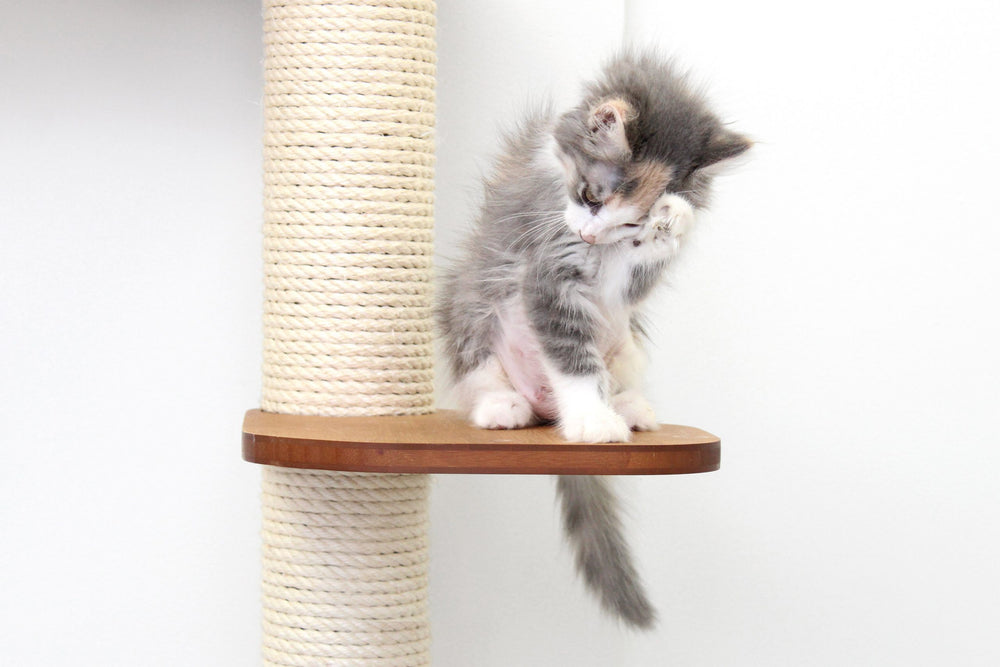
587, 98, 634, 160
699, 127, 753, 170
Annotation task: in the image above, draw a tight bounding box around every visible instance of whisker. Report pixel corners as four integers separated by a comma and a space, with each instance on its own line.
509, 215, 567, 248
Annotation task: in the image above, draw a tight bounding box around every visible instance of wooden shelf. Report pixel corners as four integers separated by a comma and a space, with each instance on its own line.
242, 410, 720, 475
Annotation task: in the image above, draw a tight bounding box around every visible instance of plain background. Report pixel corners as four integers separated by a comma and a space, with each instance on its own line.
2, 1, 998, 665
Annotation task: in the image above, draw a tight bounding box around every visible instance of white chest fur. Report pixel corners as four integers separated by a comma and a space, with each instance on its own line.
592, 248, 638, 355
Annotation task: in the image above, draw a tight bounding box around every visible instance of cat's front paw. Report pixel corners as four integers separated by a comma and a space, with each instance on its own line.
471, 391, 535, 430
649, 193, 694, 238
559, 405, 631, 443
612, 390, 659, 431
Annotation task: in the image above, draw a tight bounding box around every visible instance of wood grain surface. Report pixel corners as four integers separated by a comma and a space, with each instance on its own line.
242, 409, 720, 475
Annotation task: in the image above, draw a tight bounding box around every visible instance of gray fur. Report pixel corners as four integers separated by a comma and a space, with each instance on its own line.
555, 49, 751, 210
437, 49, 750, 628
527, 256, 604, 376
626, 260, 669, 304
557, 476, 656, 629
437, 105, 566, 378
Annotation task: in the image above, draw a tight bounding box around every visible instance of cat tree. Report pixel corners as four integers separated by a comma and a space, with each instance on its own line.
244, 1, 719, 664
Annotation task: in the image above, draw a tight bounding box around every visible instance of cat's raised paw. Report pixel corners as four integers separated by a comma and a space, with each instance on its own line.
471, 391, 535, 430
650, 193, 694, 238
559, 407, 632, 443
612, 390, 659, 431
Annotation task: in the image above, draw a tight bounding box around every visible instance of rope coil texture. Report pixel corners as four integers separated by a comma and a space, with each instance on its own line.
260, 1, 436, 664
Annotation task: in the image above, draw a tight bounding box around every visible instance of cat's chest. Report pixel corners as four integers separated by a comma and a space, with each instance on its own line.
565, 252, 639, 356
591, 250, 656, 312
594, 256, 632, 313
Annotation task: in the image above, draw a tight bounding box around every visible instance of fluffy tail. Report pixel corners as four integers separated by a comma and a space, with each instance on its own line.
555, 475, 657, 629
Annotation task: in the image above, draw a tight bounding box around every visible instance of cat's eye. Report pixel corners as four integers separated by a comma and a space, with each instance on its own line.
583, 185, 601, 206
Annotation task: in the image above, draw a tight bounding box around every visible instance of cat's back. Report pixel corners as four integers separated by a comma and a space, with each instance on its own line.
474, 105, 566, 250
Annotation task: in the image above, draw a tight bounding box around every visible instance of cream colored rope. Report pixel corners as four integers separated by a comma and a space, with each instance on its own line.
261, 470, 431, 665
259, 0, 436, 664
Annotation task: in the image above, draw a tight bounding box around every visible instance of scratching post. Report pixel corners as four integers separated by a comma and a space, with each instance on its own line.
260, 472, 431, 664
259, 0, 437, 664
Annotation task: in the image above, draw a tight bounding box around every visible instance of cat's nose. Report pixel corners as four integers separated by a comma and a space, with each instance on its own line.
580, 232, 597, 245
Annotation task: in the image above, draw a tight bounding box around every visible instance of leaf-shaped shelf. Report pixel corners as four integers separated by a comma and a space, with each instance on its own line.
242, 410, 720, 475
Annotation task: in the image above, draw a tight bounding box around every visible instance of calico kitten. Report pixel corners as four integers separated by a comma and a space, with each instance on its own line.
437, 50, 750, 628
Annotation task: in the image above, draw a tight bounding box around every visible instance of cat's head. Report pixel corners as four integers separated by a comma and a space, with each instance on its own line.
553, 52, 751, 245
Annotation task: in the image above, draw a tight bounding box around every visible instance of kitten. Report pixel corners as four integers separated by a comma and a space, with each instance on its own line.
437, 49, 750, 628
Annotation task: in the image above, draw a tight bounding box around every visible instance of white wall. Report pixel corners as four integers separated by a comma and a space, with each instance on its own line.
618, 1, 1000, 664
2, 1, 998, 666
1, 2, 263, 664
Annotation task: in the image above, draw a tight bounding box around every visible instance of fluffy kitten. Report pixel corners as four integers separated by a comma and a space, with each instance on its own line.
437, 50, 750, 628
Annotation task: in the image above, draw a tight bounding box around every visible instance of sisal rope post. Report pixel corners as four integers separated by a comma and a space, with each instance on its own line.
259, 1, 437, 664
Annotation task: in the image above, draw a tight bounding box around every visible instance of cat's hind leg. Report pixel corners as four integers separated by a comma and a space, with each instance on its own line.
456, 356, 537, 430
611, 390, 658, 432
607, 329, 658, 432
